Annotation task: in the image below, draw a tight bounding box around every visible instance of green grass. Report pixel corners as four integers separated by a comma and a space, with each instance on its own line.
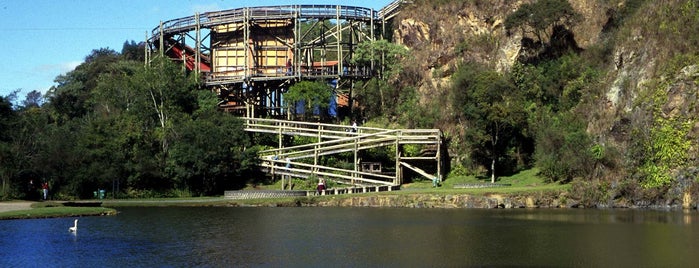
401, 168, 568, 194
101, 197, 229, 207
255, 168, 559, 192
0, 202, 117, 220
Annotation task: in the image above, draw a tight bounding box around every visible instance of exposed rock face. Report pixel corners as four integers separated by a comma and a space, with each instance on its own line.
394, 0, 610, 81
392, 0, 699, 181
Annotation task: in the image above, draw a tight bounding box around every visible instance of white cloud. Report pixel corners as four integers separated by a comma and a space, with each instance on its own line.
35, 61, 82, 75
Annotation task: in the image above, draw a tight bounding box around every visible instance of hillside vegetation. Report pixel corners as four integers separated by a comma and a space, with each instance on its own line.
373, 0, 699, 206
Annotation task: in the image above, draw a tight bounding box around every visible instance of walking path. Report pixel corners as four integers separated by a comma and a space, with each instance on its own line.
0, 201, 34, 213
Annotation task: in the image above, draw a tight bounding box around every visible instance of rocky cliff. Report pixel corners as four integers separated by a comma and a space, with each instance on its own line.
391, 0, 699, 182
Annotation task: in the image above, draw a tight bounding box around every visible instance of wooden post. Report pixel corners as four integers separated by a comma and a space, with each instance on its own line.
370, 10, 375, 73
181, 35, 186, 73
437, 132, 442, 182
159, 21, 164, 57
353, 136, 358, 186
314, 123, 321, 172
278, 123, 283, 150
195, 12, 201, 76
144, 31, 149, 66
336, 5, 342, 76
244, 8, 250, 80
294, 6, 300, 79
395, 131, 401, 185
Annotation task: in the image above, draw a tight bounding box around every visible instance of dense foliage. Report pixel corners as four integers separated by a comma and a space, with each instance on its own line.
285, 81, 333, 120
0, 43, 258, 200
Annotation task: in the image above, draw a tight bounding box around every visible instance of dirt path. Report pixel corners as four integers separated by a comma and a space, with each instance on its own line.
0, 201, 34, 213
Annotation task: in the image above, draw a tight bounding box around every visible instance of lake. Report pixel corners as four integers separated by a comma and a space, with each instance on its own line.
1, 207, 698, 267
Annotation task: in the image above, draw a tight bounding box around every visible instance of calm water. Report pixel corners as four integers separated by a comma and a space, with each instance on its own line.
1, 207, 699, 267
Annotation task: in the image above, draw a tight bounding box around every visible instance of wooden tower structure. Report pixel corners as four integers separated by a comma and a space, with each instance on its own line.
147, 5, 382, 119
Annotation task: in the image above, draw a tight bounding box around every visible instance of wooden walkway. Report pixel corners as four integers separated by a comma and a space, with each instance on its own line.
243, 118, 442, 188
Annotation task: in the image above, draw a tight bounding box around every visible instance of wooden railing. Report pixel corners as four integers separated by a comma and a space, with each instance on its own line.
151, 5, 376, 40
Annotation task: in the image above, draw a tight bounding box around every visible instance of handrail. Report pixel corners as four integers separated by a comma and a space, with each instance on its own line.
151, 5, 377, 40
244, 117, 441, 138
377, 0, 411, 20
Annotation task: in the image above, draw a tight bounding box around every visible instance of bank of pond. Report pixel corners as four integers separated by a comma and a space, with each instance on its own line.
2, 187, 698, 220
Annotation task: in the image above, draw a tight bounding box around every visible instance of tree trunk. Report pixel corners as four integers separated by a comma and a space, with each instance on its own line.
491, 122, 499, 184
491, 158, 496, 184
149, 89, 168, 154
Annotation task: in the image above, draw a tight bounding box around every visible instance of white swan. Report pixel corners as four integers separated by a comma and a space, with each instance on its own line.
69, 219, 78, 232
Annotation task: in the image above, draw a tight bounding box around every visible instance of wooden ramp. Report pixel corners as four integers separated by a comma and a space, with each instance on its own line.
400, 162, 435, 181
243, 118, 442, 188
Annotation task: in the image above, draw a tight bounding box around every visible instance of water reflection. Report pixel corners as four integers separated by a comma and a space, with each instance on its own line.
1, 207, 698, 267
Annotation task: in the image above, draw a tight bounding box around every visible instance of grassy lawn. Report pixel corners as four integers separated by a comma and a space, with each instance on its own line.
396, 168, 568, 194
101, 197, 230, 207
0, 202, 117, 220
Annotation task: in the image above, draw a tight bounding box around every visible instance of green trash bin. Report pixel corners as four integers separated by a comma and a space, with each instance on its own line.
432, 177, 439, 187
93, 191, 98, 199
99, 189, 105, 199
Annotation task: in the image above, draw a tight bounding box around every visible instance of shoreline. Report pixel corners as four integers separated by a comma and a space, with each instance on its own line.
3, 189, 697, 220
0, 201, 117, 220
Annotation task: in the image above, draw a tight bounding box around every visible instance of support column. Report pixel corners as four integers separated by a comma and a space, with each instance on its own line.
370, 10, 375, 73
353, 137, 358, 186
437, 134, 442, 182
144, 31, 149, 66
314, 123, 321, 172
294, 6, 300, 79
195, 12, 201, 76
181, 35, 186, 73
159, 21, 164, 57
395, 132, 401, 185
244, 8, 250, 80
337, 5, 342, 75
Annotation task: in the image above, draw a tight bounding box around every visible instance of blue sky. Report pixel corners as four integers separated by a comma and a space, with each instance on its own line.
0, 0, 394, 99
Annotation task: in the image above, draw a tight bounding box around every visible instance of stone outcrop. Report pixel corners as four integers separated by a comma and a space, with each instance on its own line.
314, 192, 573, 209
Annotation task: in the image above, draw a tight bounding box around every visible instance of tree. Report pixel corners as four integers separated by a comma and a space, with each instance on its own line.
352, 39, 409, 80
167, 106, 258, 195
133, 57, 197, 156
0, 94, 17, 197
22, 90, 43, 108
46, 48, 121, 121
284, 81, 332, 120
121, 40, 145, 62
352, 40, 411, 119
452, 63, 528, 183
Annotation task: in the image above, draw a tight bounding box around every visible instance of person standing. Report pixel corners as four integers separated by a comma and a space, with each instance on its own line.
317, 178, 325, 195
41, 181, 49, 200
286, 59, 293, 75
27, 179, 37, 200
